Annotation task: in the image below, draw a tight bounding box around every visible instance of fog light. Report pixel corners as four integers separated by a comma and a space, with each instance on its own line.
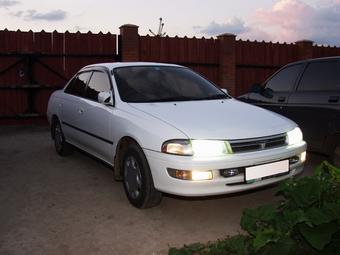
220, 168, 239, 178
167, 168, 213, 181
301, 151, 307, 162
289, 156, 299, 164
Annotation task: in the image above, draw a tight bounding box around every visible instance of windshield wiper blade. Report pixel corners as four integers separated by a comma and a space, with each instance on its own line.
134, 94, 229, 103
192, 94, 229, 101
142, 96, 194, 103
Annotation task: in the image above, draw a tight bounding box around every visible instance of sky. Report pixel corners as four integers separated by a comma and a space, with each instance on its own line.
1, 0, 340, 46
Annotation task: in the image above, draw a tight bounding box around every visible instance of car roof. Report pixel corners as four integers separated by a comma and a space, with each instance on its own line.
286, 56, 340, 66
81, 62, 183, 71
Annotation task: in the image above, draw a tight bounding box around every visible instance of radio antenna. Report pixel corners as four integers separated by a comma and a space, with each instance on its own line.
149, 17, 166, 37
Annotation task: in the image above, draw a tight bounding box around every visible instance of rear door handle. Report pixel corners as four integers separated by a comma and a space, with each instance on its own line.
278, 96, 286, 102
328, 96, 339, 103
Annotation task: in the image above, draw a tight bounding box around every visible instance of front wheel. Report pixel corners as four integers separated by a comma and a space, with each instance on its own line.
122, 143, 162, 208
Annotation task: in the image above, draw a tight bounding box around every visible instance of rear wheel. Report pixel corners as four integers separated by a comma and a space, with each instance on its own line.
122, 143, 162, 208
332, 144, 340, 167
52, 120, 73, 156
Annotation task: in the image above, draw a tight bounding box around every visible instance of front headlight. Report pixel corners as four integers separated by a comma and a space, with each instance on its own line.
161, 139, 193, 156
191, 140, 231, 157
286, 127, 303, 145
162, 139, 232, 157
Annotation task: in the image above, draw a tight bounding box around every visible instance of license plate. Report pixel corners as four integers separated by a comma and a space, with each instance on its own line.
245, 160, 289, 182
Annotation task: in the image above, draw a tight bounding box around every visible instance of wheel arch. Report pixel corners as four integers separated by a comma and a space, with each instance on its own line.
324, 132, 340, 155
113, 136, 143, 181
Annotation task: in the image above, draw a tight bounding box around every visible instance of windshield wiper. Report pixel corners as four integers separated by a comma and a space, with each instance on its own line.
132, 94, 229, 103
142, 96, 194, 103
192, 94, 229, 101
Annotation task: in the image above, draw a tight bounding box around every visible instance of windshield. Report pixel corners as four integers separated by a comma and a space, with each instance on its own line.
113, 66, 230, 103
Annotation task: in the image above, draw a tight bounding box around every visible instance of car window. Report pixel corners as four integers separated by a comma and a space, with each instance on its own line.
113, 66, 229, 103
266, 64, 302, 92
64, 72, 91, 96
297, 61, 340, 92
84, 71, 111, 101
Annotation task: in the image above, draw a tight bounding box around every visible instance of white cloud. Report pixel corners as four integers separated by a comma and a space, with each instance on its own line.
12, 9, 67, 21
197, 0, 340, 46
0, 0, 19, 8
195, 17, 249, 36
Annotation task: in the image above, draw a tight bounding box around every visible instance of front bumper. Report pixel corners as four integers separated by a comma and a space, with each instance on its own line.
144, 142, 307, 196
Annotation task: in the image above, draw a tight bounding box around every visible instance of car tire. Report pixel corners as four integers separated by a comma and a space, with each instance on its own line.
52, 119, 73, 156
332, 144, 340, 167
122, 143, 162, 208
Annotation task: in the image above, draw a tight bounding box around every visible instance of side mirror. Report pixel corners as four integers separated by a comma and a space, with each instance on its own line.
262, 87, 274, 98
250, 83, 263, 93
221, 88, 228, 94
98, 91, 112, 105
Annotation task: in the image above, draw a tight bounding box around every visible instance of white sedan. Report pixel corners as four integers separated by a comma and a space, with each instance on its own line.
47, 62, 307, 208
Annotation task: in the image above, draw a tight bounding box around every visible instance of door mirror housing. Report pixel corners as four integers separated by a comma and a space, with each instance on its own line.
262, 87, 274, 98
98, 91, 112, 105
221, 88, 228, 94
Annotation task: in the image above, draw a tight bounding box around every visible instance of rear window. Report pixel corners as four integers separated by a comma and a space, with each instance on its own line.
64, 72, 91, 96
297, 61, 340, 91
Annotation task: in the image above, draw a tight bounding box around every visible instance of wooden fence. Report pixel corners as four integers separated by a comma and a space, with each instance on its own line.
1, 24, 340, 124
139, 35, 220, 85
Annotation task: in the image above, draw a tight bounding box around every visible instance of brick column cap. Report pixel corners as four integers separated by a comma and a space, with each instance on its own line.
217, 33, 236, 39
295, 39, 314, 44
119, 24, 139, 29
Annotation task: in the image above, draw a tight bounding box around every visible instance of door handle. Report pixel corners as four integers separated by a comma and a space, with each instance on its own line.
278, 96, 286, 102
328, 96, 339, 103
78, 108, 84, 114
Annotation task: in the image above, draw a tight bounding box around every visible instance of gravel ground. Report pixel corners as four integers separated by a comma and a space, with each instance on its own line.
0, 125, 325, 255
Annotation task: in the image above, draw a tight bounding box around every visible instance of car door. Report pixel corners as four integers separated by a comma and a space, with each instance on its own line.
286, 60, 340, 152
60, 71, 91, 145
76, 70, 114, 163
246, 64, 303, 116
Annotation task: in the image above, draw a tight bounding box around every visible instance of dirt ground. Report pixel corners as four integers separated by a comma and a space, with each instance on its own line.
0, 126, 325, 255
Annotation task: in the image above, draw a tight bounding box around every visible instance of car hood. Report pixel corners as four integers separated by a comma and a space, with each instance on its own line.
128, 99, 296, 140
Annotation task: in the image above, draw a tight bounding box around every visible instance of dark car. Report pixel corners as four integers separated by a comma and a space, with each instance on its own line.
238, 57, 340, 164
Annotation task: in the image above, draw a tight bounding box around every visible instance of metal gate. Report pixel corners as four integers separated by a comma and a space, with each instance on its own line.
0, 30, 120, 123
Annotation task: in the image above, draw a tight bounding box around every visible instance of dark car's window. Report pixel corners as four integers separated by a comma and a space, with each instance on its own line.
113, 66, 229, 103
297, 61, 340, 91
64, 72, 90, 96
84, 71, 111, 101
266, 64, 302, 92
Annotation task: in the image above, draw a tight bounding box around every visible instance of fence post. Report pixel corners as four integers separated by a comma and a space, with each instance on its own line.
295, 40, 314, 60
119, 24, 140, 61
217, 33, 236, 96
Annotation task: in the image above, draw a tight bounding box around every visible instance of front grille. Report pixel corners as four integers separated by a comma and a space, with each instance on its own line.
229, 133, 287, 153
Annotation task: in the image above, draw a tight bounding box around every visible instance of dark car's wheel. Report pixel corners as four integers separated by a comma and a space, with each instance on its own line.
332, 144, 340, 167
52, 119, 73, 156
122, 143, 162, 208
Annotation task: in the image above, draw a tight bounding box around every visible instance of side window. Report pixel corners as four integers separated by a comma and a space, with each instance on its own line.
297, 61, 340, 92
64, 72, 90, 96
266, 64, 302, 92
84, 71, 111, 101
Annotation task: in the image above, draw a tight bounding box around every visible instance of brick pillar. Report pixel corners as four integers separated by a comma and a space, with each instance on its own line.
295, 40, 314, 60
217, 33, 236, 96
119, 24, 139, 61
